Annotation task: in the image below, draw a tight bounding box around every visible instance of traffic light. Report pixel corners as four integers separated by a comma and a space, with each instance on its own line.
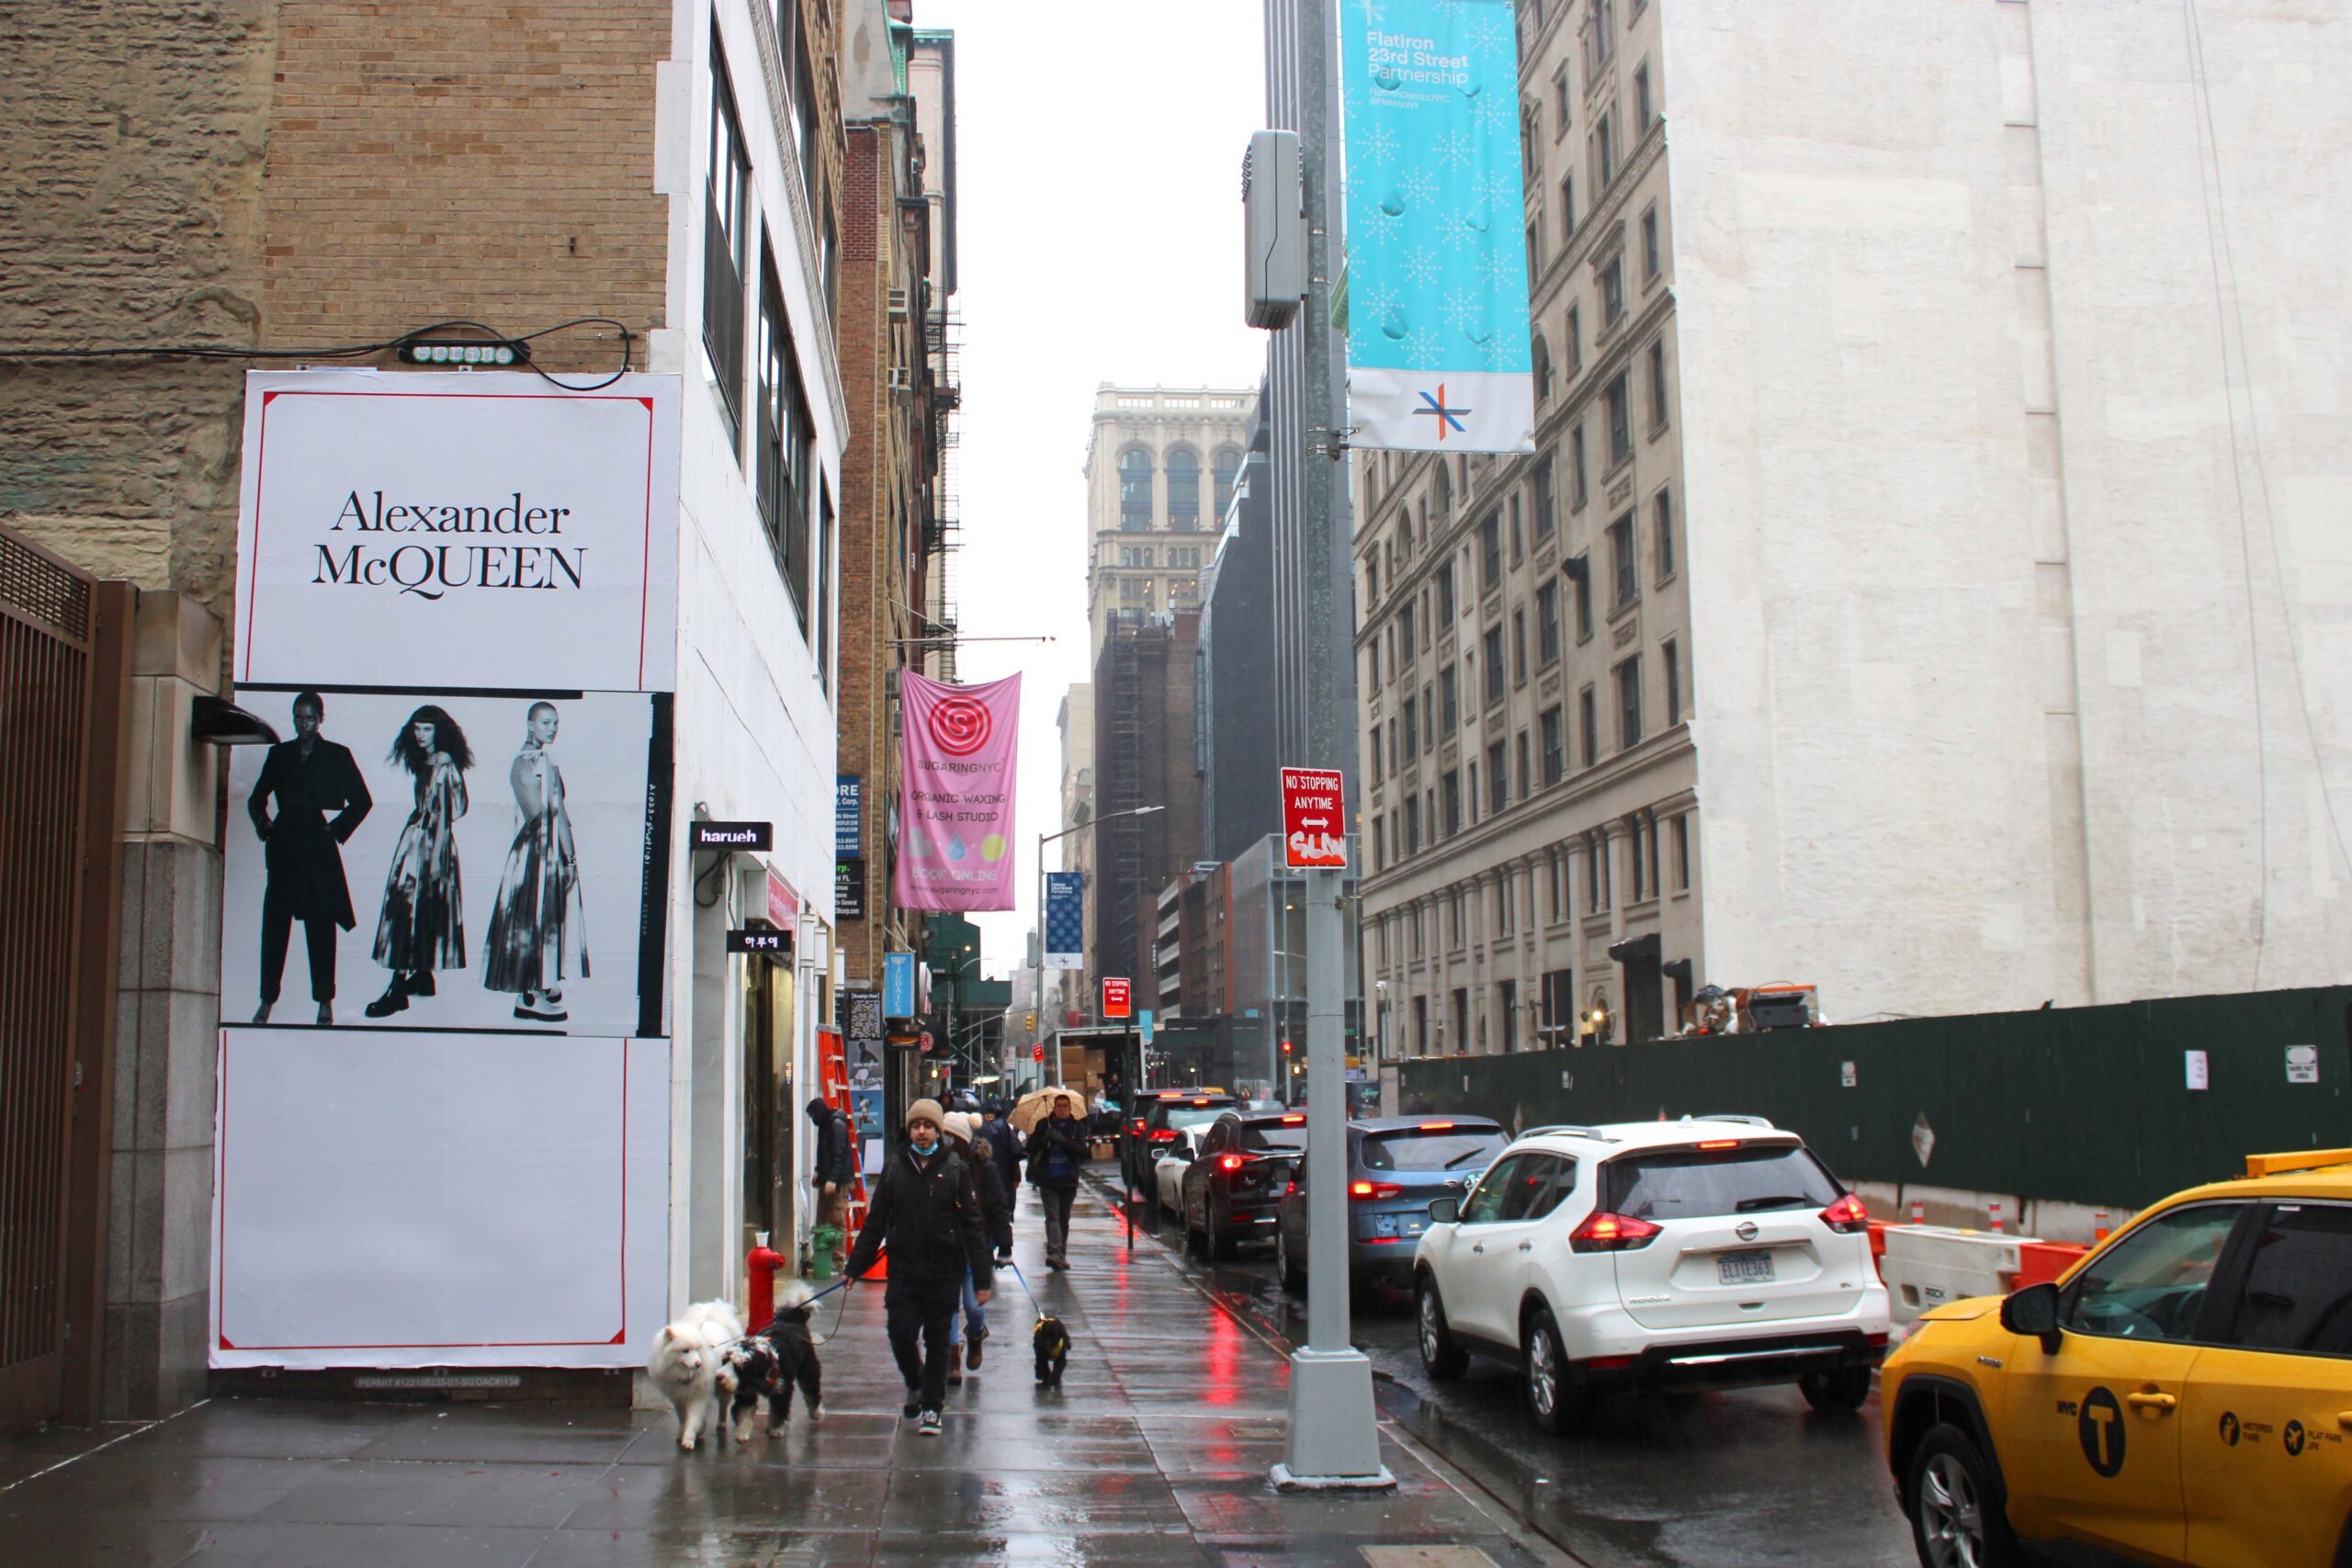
1025, 1011, 1036, 1031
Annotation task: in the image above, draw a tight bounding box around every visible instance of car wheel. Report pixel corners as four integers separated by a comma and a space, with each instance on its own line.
1905, 1422, 2020, 1568
1277, 1225, 1305, 1292
1417, 1277, 1468, 1380
1799, 1365, 1874, 1414
1521, 1306, 1582, 1436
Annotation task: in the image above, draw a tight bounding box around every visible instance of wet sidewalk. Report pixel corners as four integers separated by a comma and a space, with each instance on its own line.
6, 1180, 1564, 1567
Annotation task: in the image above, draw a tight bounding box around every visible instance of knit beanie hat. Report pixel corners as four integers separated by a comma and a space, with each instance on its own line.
941, 1111, 976, 1145
906, 1098, 945, 1130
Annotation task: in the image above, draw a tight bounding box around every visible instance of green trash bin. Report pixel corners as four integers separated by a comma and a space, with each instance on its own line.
809, 1225, 842, 1281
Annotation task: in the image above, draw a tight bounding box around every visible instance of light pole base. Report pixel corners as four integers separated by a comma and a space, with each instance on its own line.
1272, 1348, 1393, 1490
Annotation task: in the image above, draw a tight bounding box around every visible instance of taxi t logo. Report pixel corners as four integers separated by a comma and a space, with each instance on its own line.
2078, 1386, 2126, 1477
2220, 1410, 2242, 1447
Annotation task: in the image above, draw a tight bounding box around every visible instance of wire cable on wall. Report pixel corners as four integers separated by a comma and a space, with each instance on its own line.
0, 316, 637, 392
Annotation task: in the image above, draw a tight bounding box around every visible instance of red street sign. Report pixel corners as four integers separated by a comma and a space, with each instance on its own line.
1032, 1043, 1046, 1063
1102, 977, 1133, 1020
1281, 766, 1348, 869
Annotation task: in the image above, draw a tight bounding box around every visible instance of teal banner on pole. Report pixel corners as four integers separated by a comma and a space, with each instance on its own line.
1339, 0, 1534, 454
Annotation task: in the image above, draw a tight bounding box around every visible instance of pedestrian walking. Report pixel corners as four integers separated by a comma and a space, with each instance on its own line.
806, 1095, 854, 1274
1028, 1090, 1087, 1270
844, 1099, 990, 1435
941, 1112, 1012, 1375
978, 1099, 1023, 1263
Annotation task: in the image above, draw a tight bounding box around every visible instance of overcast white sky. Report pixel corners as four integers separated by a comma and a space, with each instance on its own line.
917, 0, 1270, 978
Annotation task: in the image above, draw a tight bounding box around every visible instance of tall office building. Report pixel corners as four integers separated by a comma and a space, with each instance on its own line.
1358, 0, 2352, 1060
1081, 385, 1254, 663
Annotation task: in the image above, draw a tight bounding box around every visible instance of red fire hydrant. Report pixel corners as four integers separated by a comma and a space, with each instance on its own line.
746, 1231, 786, 1334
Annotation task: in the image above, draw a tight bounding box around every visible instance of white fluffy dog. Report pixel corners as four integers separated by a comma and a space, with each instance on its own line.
646, 1298, 744, 1451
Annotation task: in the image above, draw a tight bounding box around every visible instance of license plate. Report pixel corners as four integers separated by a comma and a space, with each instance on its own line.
1718, 1250, 1775, 1284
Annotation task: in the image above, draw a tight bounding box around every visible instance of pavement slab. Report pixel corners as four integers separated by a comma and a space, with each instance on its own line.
4, 1176, 1564, 1567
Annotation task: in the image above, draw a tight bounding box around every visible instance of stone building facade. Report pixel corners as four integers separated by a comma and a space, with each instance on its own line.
1080, 385, 1252, 663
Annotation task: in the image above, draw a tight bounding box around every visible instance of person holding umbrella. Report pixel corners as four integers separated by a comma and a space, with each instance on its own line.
844, 1099, 990, 1435
1025, 1091, 1088, 1271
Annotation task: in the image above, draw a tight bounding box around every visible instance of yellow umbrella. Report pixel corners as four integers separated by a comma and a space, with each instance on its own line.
1010, 1085, 1086, 1136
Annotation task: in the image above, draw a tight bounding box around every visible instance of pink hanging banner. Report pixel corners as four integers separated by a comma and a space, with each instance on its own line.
894, 671, 1021, 912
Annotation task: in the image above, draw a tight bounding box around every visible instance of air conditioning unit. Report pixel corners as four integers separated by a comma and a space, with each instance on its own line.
887, 288, 910, 318
888, 368, 912, 392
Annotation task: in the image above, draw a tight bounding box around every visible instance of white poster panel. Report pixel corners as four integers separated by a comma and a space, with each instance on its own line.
211, 1031, 669, 1369
232, 370, 681, 693
220, 687, 669, 1038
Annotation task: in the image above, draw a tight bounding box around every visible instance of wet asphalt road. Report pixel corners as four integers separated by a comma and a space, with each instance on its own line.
1120, 1190, 1917, 1568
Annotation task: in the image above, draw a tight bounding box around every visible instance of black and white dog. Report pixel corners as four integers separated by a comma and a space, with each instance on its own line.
716, 1281, 826, 1441
1033, 1313, 1070, 1389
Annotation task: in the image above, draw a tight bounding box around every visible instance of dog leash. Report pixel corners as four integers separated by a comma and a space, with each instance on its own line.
1003, 1259, 1046, 1317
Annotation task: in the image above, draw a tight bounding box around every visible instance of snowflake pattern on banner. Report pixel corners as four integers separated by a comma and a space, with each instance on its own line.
1338, 0, 1533, 382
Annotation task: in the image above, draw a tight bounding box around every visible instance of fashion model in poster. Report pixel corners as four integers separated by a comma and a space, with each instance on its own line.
482, 701, 590, 1021
245, 692, 373, 1024
366, 705, 473, 1018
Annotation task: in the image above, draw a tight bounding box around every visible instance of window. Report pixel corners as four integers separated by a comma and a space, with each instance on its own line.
1663, 640, 1680, 727
1119, 448, 1153, 530
1532, 334, 1553, 403
1649, 338, 1669, 428
1496, 868, 1515, 934
1537, 581, 1561, 664
1386, 717, 1399, 776
1439, 664, 1458, 731
1481, 630, 1503, 705
1166, 448, 1202, 531
1579, 684, 1598, 765
1398, 600, 1415, 656
1509, 492, 1524, 564
1421, 683, 1434, 750
1369, 710, 1383, 784
1641, 205, 1659, 280
704, 43, 752, 439
1616, 654, 1643, 750
1572, 560, 1593, 638
1448, 892, 1463, 948
1436, 562, 1455, 622
1213, 448, 1241, 517
1368, 635, 1383, 692
1498, 978, 1518, 1051
2064, 1203, 2244, 1344
1608, 513, 1636, 607
1540, 705, 1565, 784
1405, 795, 1422, 854
1559, 175, 1576, 243
1601, 255, 1625, 326
1481, 513, 1503, 589
1420, 590, 1432, 649
1586, 828, 1611, 911
1487, 740, 1507, 813
1570, 424, 1589, 509
1399, 695, 1416, 760
1525, 220, 1543, 283
1521, 106, 1542, 179
755, 257, 813, 628
1597, 109, 1616, 186
1543, 968, 1575, 1039
1646, 809, 1662, 897
1452, 985, 1469, 1044
1672, 814, 1690, 888
2222, 1203, 2352, 1354
1654, 487, 1675, 581
816, 480, 832, 689
1635, 62, 1653, 130
1606, 371, 1632, 464
1511, 611, 1528, 685
786, 6, 819, 200
1547, 856, 1565, 923
1119, 547, 1152, 567
1466, 761, 1478, 826
1555, 66, 1572, 129
1462, 1155, 1526, 1224
1442, 771, 1462, 835
1533, 454, 1558, 538
1516, 730, 1531, 797
1433, 462, 1452, 522
1566, 303, 1582, 373
1627, 815, 1647, 901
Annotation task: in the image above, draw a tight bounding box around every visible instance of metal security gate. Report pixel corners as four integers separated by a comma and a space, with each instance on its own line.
0, 525, 116, 1427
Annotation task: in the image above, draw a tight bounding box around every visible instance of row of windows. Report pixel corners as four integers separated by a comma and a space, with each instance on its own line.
1116, 546, 1204, 570
1117, 446, 1244, 532
706, 28, 833, 688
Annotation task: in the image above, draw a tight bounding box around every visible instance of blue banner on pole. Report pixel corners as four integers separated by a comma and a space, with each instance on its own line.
883, 951, 916, 1020
1340, 0, 1534, 454
1044, 872, 1084, 969
835, 774, 862, 858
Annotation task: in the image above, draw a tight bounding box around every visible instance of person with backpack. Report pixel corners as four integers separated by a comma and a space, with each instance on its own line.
1027, 1091, 1088, 1270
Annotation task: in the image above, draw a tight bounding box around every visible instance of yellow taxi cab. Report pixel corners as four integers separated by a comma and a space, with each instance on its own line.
1883, 1149, 2352, 1567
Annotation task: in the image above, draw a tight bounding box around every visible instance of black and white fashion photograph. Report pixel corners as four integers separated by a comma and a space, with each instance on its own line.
221, 687, 664, 1037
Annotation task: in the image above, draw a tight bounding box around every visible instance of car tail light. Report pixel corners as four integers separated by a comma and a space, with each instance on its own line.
1349, 1180, 1404, 1200
1282, 1180, 1297, 1199
1193, 1098, 1212, 1106
1419, 1122, 1454, 1131
1129, 1119, 1147, 1137
1217, 1154, 1246, 1172
1586, 1355, 1634, 1371
1867, 1332, 1889, 1348
1280, 1114, 1306, 1124
1569, 1211, 1661, 1253
1822, 1193, 1870, 1235
1694, 1139, 1740, 1150
1148, 1128, 1177, 1142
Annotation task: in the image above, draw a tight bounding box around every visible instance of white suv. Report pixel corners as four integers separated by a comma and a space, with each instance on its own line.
1412, 1117, 1891, 1432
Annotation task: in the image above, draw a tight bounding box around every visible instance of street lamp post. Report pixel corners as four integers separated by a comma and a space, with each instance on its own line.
1032, 806, 1162, 1091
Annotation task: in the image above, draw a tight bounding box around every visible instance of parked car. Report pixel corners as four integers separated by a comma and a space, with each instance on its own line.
1273, 1116, 1509, 1293
1123, 1089, 1238, 1195
1181, 1110, 1310, 1259
1414, 1116, 1889, 1433
1150, 1124, 1214, 1220
1883, 1146, 2352, 1568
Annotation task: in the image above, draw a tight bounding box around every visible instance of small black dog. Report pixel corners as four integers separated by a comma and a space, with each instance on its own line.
1033, 1313, 1070, 1388
717, 1291, 825, 1441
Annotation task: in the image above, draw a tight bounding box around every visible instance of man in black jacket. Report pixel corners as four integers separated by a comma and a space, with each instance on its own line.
978, 1100, 1022, 1264
845, 1099, 990, 1433
247, 692, 372, 1025
1027, 1092, 1088, 1270
806, 1096, 855, 1273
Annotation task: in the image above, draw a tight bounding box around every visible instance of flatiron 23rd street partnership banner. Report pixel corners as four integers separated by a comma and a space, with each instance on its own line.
1340, 0, 1535, 454
895, 671, 1020, 912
